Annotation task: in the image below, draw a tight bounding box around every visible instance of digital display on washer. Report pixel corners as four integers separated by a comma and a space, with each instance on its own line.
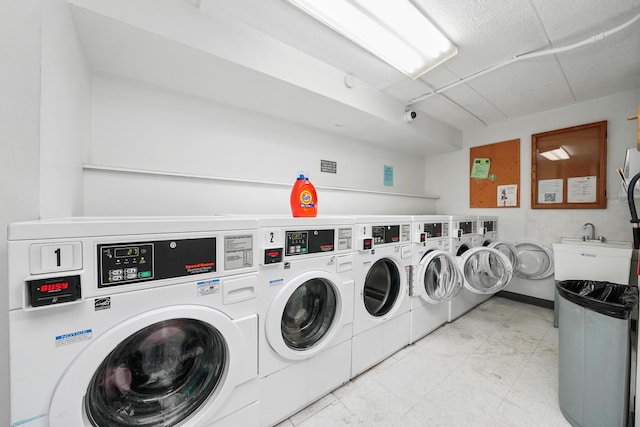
114, 247, 139, 258
372, 225, 400, 245
286, 229, 334, 256
98, 238, 216, 288
423, 223, 443, 238
27, 275, 82, 307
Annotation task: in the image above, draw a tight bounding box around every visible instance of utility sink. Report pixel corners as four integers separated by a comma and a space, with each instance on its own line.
559, 237, 633, 249
553, 238, 633, 284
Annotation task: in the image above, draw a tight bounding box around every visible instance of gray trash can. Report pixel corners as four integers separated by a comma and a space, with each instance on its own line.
557, 280, 638, 427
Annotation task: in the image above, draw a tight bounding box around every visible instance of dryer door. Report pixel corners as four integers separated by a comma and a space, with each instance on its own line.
50, 305, 248, 427
513, 240, 554, 279
265, 270, 347, 361
415, 250, 463, 304
457, 247, 514, 294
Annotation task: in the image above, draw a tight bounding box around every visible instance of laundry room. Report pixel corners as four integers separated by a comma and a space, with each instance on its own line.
2, 0, 640, 426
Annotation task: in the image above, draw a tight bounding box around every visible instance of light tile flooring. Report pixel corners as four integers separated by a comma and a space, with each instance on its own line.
276, 297, 571, 427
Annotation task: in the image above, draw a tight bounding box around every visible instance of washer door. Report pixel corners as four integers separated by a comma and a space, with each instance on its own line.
50, 305, 247, 427
415, 250, 463, 303
487, 241, 520, 274
265, 270, 345, 361
480, 239, 493, 246
514, 240, 554, 279
362, 257, 406, 319
458, 247, 514, 294
455, 242, 472, 256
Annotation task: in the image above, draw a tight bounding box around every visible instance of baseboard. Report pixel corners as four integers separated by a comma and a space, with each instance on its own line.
495, 290, 554, 310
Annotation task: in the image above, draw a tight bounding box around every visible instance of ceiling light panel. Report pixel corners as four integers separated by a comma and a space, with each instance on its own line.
540, 147, 570, 161
288, 0, 457, 79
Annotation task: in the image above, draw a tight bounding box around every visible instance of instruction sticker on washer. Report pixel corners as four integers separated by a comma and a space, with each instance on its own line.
197, 278, 220, 296
55, 329, 92, 347
338, 228, 352, 250
225, 234, 254, 270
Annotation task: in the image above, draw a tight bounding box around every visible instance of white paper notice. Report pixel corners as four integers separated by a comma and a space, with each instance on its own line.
567, 176, 597, 203
497, 184, 518, 207
538, 179, 563, 204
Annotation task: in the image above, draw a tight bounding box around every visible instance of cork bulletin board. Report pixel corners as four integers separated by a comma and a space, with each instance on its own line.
469, 139, 520, 208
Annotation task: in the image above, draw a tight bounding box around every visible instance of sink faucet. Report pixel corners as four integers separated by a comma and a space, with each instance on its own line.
582, 222, 596, 241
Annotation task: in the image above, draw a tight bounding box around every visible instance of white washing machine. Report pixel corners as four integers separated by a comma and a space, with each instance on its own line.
475, 215, 519, 306
7, 216, 260, 427
448, 215, 514, 321
254, 216, 355, 427
351, 215, 412, 377
409, 215, 463, 344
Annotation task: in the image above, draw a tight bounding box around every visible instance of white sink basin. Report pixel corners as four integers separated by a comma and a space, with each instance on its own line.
553, 239, 633, 284
559, 237, 632, 249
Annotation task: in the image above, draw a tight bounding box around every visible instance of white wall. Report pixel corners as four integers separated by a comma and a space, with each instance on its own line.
0, 2, 91, 425
426, 89, 640, 300
0, 2, 42, 425
84, 73, 437, 216
40, 0, 92, 218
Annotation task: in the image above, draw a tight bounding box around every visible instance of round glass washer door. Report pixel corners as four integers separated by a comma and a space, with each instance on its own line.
362, 257, 406, 319
457, 247, 514, 294
49, 305, 247, 427
487, 241, 520, 275
415, 250, 463, 303
513, 240, 554, 279
265, 270, 346, 361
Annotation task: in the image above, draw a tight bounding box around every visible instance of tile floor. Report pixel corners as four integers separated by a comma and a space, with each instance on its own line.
275, 297, 571, 427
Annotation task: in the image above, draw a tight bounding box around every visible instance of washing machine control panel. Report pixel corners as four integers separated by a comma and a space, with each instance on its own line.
286, 229, 334, 256
456, 221, 476, 235
482, 220, 497, 232
372, 224, 410, 245
423, 222, 448, 239
98, 238, 216, 287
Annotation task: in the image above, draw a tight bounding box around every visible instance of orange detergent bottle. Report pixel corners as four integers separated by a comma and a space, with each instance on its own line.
290, 174, 318, 217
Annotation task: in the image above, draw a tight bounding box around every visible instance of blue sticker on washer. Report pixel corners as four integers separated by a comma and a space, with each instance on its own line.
269, 278, 284, 285
55, 329, 92, 347
11, 413, 46, 426
197, 278, 220, 296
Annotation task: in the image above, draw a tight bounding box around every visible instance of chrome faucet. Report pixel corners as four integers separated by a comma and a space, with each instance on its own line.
582, 222, 596, 241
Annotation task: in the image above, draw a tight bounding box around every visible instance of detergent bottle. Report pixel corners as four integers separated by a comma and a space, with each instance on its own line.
290, 174, 318, 217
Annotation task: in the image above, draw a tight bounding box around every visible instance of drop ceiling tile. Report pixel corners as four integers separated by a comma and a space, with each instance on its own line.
531, 0, 640, 42
442, 84, 509, 126
416, 66, 462, 96
556, 28, 640, 101
413, 0, 550, 78
466, 56, 575, 118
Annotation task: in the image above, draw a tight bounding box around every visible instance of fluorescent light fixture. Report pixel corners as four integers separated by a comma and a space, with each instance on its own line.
540, 147, 570, 161
288, 0, 457, 79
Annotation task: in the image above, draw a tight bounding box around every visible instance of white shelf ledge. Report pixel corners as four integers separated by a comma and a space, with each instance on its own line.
83, 164, 439, 200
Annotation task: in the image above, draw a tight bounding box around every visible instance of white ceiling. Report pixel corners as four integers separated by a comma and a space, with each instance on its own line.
202, 0, 640, 131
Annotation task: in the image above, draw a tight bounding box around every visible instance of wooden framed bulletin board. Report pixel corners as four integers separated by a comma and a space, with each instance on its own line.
531, 121, 607, 209
469, 139, 520, 208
